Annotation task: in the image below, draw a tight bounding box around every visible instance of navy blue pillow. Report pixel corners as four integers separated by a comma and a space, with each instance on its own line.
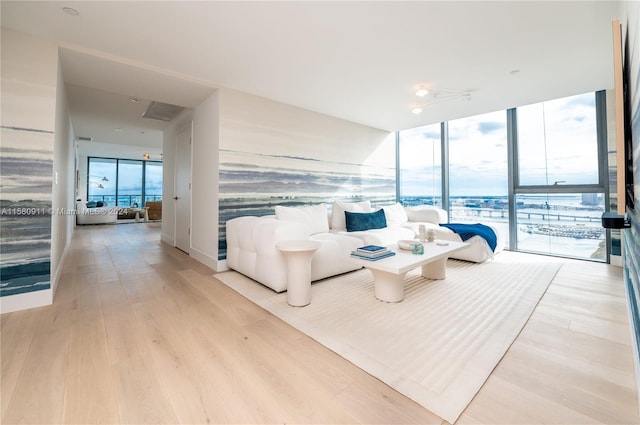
345, 209, 387, 232
86, 201, 97, 208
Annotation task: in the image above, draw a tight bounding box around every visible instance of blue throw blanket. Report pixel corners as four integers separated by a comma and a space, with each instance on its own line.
439, 223, 497, 252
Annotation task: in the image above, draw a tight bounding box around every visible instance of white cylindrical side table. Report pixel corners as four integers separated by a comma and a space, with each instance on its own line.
276, 240, 321, 307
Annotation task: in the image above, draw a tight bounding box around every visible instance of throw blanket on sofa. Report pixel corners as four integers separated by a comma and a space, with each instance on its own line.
440, 223, 497, 252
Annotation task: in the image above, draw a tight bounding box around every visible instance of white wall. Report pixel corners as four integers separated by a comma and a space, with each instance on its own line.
50, 57, 76, 296
161, 91, 220, 268
0, 28, 58, 313
190, 92, 220, 269
218, 88, 393, 164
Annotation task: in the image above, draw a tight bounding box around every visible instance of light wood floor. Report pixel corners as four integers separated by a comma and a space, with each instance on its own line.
1, 223, 638, 424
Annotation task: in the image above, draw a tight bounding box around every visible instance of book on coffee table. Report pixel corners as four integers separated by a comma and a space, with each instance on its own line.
350, 250, 395, 261
357, 244, 388, 253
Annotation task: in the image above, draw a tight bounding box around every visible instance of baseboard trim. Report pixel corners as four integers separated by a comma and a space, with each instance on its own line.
611, 254, 623, 267
217, 259, 229, 272
190, 247, 217, 271
50, 241, 71, 298
161, 233, 175, 246
0, 289, 52, 314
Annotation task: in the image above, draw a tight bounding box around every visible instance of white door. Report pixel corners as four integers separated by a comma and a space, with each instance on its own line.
175, 124, 192, 253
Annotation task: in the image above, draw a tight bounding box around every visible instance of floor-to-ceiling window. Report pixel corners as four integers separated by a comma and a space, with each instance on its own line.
448, 110, 509, 246
87, 158, 117, 205
513, 92, 606, 260
397, 123, 442, 207
117, 159, 143, 207
88, 157, 162, 207
397, 91, 608, 262
144, 161, 163, 204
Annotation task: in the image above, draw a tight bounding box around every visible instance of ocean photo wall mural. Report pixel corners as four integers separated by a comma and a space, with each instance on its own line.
218, 147, 396, 260
0, 126, 53, 297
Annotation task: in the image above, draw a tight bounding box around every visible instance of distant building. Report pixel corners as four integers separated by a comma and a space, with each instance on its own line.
582, 193, 599, 206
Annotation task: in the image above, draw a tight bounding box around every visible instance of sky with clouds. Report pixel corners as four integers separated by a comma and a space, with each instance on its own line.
399, 92, 599, 198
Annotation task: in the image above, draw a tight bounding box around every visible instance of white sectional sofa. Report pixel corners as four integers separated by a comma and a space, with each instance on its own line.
225, 200, 504, 292
76, 200, 118, 225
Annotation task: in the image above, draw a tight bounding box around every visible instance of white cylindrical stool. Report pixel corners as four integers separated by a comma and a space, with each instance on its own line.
276, 240, 321, 307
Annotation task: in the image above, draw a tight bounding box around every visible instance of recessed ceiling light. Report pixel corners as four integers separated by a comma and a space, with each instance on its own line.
411, 106, 423, 114
114, 128, 123, 132
62, 7, 79, 16
416, 88, 429, 97
130, 97, 139, 103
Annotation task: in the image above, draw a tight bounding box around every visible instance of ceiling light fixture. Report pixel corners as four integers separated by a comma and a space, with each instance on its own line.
415, 87, 429, 97
129, 97, 139, 102
114, 128, 123, 132
429, 88, 471, 100
62, 7, 79, 16
409, 84, 471, 114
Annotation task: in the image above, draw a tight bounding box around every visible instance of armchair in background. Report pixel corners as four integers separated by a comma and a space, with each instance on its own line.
146, 201, 162, 220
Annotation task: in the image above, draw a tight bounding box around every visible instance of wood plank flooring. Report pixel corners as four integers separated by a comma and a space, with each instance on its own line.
1, 222, 638, 424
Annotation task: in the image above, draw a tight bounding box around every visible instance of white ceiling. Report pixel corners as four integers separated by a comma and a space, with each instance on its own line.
1, 1, 620, 149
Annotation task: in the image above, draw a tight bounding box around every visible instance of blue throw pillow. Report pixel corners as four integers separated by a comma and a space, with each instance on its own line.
345, 209, 387, 232
86, 201, 97, 208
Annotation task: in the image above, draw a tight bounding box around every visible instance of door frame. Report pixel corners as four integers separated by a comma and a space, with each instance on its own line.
174, 122, 193, 253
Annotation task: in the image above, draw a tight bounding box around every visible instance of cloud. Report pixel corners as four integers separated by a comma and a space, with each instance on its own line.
477, 121, 505, 134
421, 130, 440, 140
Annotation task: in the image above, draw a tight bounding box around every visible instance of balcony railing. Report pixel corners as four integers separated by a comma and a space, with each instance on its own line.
87, 194, 162, 207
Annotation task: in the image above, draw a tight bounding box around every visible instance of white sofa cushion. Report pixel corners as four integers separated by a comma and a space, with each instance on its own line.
275, 203, 329, 235
309, 233, 364, 280
404, 205, 448, 224
381, 202, 409, 226
334, 226, 415, 247
330, 200, 371, 230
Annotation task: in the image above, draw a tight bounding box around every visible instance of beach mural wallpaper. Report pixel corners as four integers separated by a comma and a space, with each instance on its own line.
218, 146, 396, 260
0, 126, 53, 297
623, 2, 640, 355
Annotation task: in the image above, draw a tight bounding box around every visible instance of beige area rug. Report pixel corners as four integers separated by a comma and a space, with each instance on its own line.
216, 251, 562, 423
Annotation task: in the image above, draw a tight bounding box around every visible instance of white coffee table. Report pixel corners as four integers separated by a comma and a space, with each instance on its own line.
276, 240, 321, 307
349, 240, 468, 303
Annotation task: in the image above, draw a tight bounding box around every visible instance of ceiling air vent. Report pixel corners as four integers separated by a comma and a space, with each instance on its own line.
142, 101, 185, 122
77, 136, 93, 142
